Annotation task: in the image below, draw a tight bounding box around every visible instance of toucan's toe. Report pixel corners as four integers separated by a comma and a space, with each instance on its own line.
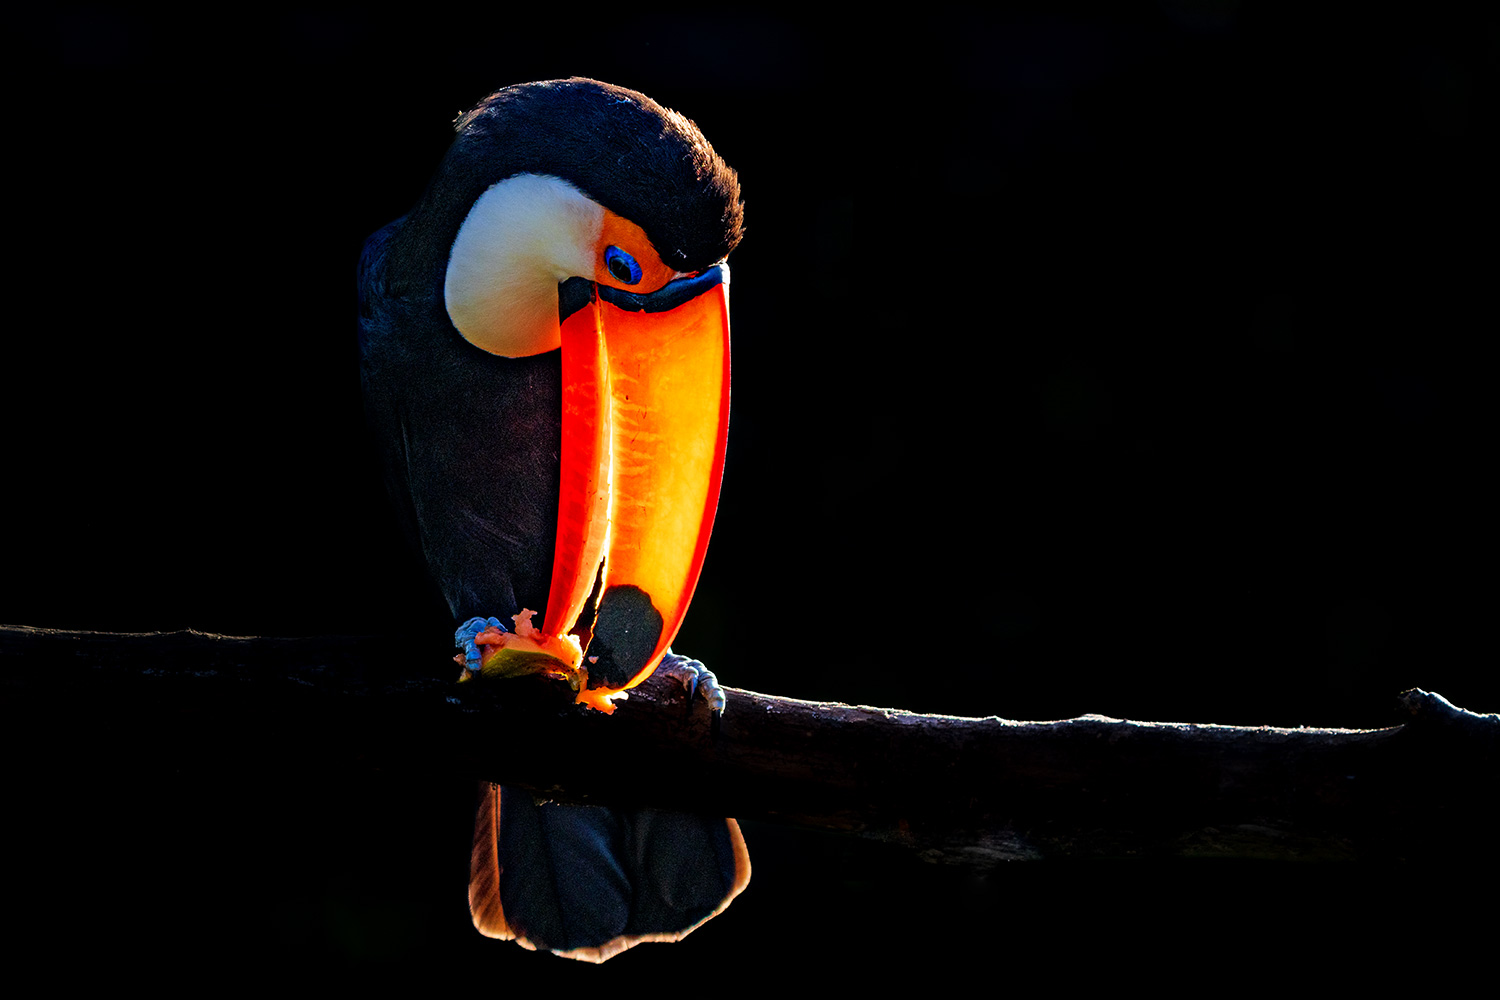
660, 649, 726, 722
456, 616, 507, 676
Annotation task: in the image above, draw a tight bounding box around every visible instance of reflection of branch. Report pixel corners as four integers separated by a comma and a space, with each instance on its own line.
3, 624, 1494, 864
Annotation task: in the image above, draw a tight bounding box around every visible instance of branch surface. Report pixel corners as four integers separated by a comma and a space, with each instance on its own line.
2, 624, 1493, 864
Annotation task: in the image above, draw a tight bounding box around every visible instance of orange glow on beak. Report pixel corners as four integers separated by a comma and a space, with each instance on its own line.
544, 266, 731, 711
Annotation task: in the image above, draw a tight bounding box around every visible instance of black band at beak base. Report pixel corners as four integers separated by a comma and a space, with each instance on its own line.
558, 263, 728, 322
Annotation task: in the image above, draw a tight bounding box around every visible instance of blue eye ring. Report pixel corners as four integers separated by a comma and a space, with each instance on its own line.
604, 245, 642, 285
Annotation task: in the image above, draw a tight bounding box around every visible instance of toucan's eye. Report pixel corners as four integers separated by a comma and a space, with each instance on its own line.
605, 245, 642, 285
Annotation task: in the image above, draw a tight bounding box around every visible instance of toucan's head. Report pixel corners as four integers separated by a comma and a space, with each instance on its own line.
394, 78, 743, 359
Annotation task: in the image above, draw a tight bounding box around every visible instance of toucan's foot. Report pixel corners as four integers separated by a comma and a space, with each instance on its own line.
456, 616, 506, 677
659, 650, 726, 733
455, 611, 586, 687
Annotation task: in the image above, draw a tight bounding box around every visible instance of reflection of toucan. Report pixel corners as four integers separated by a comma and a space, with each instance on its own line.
359, 79, 750, 962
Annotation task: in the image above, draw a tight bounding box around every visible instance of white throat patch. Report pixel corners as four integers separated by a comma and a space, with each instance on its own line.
444, 173, 603, 357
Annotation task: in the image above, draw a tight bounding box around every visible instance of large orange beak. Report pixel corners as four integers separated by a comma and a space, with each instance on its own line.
542, 265, 731, 712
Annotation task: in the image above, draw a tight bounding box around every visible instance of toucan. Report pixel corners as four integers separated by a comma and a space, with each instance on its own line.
358, 78, 749, 962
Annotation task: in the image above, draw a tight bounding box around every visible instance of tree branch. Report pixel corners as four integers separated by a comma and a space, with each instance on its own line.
2, 624, 1492, 864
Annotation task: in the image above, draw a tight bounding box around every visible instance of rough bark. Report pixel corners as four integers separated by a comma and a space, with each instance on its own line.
2, 624, 1493, 864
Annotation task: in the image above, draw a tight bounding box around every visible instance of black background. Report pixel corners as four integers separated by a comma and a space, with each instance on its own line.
8, 6, 1494, 985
